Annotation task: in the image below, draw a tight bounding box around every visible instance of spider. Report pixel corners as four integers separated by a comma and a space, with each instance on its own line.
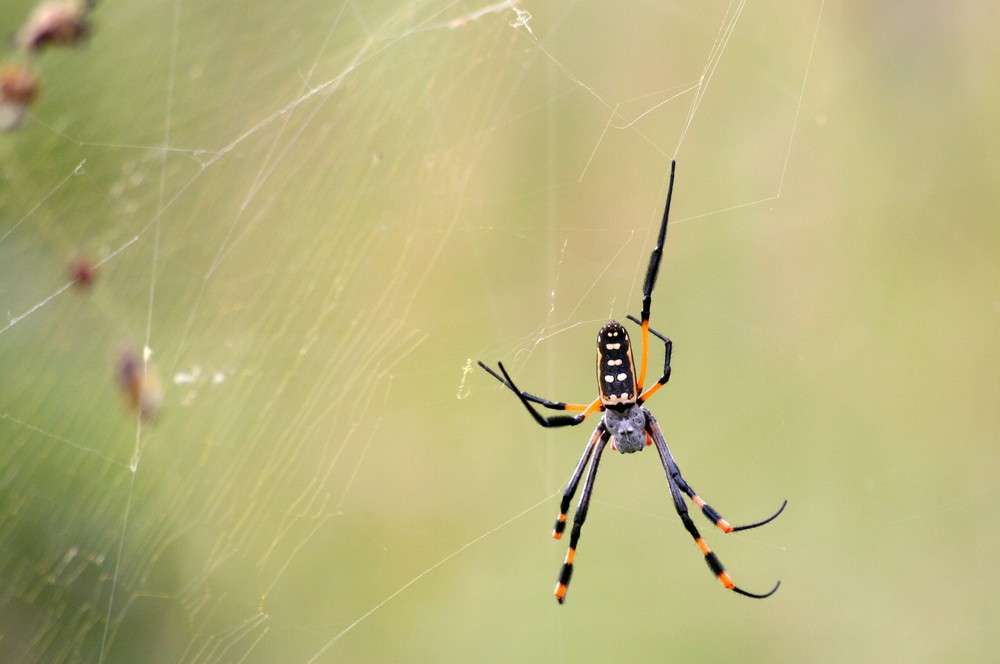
479, 160, 786, 604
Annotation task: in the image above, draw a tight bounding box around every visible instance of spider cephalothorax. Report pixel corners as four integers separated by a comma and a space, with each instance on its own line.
603, 404, 647, 454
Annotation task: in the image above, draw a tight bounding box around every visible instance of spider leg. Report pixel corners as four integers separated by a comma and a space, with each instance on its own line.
675, 468, 787, 534
646, 412, 782, 599
647, 414, 786, 533
487, 361, 602, 428
554, 429, 611, 604
636, 160, 676, 392
478, 361, 598, 414
627, 315, 669, 344
553, 422, 606, 539
627, 314, 672, 405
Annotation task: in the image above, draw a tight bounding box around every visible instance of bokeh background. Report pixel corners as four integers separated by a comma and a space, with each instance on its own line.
1, 1, 997, 662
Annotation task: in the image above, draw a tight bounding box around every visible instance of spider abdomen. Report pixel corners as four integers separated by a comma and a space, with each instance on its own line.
604, 405, 648, 454
597, 321, 637, 407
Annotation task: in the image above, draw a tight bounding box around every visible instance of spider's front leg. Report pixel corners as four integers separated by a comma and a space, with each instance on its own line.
552, 423, 606, 539
646, 413, 784, 598
554, 429, 610, 604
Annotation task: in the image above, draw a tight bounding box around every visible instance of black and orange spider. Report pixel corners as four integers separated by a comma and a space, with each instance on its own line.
479, 160, 786, 604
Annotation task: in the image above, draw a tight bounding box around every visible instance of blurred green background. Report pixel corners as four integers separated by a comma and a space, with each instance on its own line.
1, 1, 998, 662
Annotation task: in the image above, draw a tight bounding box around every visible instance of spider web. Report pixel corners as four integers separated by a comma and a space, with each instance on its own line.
4, 1, 999, 662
